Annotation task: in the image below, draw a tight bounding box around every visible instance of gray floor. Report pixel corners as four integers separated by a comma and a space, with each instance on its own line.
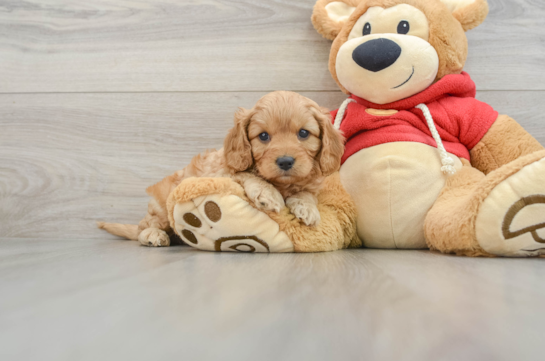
1, 0, 545, 360
2, 239, 545, 361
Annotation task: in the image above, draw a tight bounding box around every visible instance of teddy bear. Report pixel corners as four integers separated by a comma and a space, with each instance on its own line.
310, 0, 545, 257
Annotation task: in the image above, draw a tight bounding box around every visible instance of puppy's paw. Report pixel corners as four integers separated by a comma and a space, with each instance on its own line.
286, 198, 321, 226
246, 185, 285, 213
255, 187, 285, 213
138, 227, 170, 247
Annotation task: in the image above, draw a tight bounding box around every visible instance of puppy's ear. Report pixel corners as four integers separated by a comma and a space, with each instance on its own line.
440, 0, 489, 31
312, 106, 345, 176
224, 107, 254, 173
312, 0, 358, 40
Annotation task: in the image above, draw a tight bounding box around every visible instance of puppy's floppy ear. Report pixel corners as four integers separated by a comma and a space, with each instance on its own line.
312, 106, 345, 176
223, 107, 254, 173
440, 0, 489, 31
311, 0, 358, 41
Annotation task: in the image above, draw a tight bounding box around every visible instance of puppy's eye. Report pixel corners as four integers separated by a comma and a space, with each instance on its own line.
363, 22, 372, 36
258, 132, 270, 142
397, 20, 410, 34
298, 129, 310, 139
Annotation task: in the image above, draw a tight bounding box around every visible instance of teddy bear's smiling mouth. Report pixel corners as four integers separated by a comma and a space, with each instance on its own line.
392, 66, 415, 89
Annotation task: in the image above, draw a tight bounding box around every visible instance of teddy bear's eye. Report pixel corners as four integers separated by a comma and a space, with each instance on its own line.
397, 20, 410, 34
362, 22, 372, 36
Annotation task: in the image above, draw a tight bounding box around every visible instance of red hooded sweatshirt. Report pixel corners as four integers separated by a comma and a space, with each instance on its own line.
331, 72, 499, 164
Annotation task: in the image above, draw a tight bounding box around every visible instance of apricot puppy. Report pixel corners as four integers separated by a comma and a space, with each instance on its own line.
99, 91, 344, 247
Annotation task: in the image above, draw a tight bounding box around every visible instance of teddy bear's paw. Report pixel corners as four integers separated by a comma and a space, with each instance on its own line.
138, 227, 170, 247
286, 197, 321, 227
171, 193, 293, 253
476, 154, 545, 257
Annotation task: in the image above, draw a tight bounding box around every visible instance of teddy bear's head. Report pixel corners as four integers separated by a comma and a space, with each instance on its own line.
312, 0, 489, 104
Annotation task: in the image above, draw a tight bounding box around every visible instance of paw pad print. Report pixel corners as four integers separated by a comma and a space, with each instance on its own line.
172, 194, 293, 253
502, 195, 545, 244
178, 200, 224, 247
204, 201, 222, 222
476, 156, 545, 256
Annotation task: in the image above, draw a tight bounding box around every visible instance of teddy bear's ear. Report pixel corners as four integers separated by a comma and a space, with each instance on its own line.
440, 0, 489, 31
312, 0, 358, 40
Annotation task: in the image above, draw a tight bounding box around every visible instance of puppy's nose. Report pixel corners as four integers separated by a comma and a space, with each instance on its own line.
276, 156, 295, 171
352, 38, 401, 72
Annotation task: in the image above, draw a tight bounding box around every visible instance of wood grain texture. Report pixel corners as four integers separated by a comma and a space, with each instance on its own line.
0, 91, 342, 238
1, 240, 544, 361
0, 0, 544, 93
1, 90, 544, 239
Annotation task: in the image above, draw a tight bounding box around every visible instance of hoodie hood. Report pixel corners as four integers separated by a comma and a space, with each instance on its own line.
331, 71, 498, 164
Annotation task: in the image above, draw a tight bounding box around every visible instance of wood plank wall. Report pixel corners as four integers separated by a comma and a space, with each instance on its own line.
1, 0, 544, 239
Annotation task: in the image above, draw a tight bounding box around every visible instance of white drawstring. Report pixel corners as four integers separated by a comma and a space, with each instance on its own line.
415, 103, 457, 176
333, 98, 356, 130
334, 99, 457, 176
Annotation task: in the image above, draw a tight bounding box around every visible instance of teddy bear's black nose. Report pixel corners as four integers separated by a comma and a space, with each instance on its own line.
352, 38, 402, 72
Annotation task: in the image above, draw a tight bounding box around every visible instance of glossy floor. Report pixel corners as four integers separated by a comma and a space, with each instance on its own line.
1, 239, 544, 361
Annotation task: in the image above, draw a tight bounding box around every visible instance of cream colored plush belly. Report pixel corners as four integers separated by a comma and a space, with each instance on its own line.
340, 142, 463, 249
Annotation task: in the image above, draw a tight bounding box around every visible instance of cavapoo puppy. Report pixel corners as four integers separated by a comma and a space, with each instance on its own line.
99, 91, 344, 247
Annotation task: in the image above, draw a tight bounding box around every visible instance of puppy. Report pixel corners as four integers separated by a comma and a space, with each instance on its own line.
99, 91, 344, 247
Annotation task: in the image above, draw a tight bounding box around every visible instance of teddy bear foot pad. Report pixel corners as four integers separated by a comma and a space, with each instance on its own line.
476, 153, 545, 257
172, 193, 294, 253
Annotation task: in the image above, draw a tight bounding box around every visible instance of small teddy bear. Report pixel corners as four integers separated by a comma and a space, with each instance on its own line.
311, 0, 545, 257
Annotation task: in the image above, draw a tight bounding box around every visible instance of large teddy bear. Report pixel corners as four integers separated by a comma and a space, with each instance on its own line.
311, 0, 545, 257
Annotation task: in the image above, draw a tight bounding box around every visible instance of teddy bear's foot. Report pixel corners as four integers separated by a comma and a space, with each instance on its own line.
476, 151, 545, 257
171, 191, 294, 253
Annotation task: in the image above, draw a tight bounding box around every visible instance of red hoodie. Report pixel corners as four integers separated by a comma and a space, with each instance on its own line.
331, 72, 499, 164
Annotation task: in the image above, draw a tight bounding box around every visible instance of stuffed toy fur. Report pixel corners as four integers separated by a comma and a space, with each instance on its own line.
311, 0, 545, 257
167, 173, 361, 252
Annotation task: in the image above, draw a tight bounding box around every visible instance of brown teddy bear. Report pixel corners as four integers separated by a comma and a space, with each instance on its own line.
311, 0, 545, 257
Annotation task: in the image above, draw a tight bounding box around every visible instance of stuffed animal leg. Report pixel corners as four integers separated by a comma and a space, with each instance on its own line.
167, 173, 361, 253
425, 116, 545, 257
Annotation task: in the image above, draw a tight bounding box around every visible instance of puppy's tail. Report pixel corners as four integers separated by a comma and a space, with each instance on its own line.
97, 222, 139, 241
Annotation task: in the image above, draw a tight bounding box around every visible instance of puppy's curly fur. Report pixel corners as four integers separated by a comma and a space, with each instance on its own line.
99, 91, 344, 247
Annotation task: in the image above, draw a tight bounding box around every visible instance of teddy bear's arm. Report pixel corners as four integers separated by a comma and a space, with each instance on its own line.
470, 115, 544, 175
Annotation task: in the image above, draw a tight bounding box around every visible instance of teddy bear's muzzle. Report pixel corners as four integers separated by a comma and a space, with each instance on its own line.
352, 38, 402, 73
